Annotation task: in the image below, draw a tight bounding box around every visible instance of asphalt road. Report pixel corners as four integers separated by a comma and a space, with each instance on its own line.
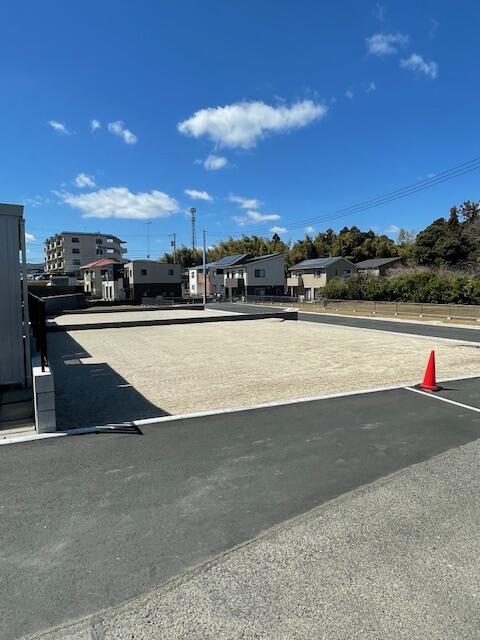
3, 378, 480, 640
210, 302, 480, 342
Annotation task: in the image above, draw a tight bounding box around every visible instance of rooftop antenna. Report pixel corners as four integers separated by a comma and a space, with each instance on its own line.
190, 207, 196, 251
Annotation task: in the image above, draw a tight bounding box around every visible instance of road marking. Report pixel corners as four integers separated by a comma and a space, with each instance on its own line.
405, 386, 480, 413
2, 374, 479, 446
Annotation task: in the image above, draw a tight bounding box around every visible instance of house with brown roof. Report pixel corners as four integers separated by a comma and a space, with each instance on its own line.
81, 258, 123, 298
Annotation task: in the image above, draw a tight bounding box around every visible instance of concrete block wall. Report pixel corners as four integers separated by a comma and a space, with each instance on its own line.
32, 359, 56, 433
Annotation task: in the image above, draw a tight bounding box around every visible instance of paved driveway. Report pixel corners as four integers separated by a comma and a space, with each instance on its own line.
2, 378, 480, 639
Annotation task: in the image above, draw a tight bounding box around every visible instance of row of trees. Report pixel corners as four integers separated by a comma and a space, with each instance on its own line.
160, 201, 480, 272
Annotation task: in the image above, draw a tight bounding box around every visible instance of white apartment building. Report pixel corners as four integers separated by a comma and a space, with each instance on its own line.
44, 231, 126, 277
189, 253, 286, 297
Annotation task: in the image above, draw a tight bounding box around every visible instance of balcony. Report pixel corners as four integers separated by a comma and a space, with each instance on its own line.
287, 276, 303, 288
225, 278, 245, 289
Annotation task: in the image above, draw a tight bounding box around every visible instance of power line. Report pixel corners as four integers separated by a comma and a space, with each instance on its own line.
206, 155, 480, 238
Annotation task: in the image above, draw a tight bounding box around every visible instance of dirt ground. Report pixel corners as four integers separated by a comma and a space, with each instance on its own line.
49, 308, 237, 326
54, 319, 480, 420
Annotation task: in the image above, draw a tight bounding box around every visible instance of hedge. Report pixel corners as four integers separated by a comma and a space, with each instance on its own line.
322, 272, 480, 305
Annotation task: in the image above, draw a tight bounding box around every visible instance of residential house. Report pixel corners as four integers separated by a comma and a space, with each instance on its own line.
287, 257, 356, 300
44, 231, 126, 277
189, 253, 286, 298
355, 257, 403, 276
122, 260, 182, 302
81, 258, 124, 298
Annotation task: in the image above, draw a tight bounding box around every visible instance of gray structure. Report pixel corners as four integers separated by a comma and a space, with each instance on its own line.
44, 231, 126, 277
0, 203, 30, 387
355, 257, 403, 276
288, 257, 356, 300
123, 260, 182, 302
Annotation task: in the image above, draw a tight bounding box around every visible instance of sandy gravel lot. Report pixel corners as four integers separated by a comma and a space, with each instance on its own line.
60, 319, 480, 417
49, 308, 237, 326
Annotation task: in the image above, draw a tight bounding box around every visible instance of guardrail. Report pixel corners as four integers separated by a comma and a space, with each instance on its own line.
239, 296, 480, 321
319, 299, 480, 320
28, 293, 48, 371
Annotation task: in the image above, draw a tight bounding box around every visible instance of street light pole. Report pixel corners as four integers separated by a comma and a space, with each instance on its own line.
202, 229, 207, 306
170, 233, 177, 264
146, 221, 151, 259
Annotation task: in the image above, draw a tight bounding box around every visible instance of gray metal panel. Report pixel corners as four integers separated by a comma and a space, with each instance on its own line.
0, 204, 26, 386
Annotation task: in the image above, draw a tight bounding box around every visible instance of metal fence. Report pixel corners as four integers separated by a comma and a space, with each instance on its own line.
28, 293, 48, 370
237, 295, 480, 321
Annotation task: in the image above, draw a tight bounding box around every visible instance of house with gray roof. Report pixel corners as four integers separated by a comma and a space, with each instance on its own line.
189, 253, 286, 297
287, 257, 356, 300
355, 257, 403, 276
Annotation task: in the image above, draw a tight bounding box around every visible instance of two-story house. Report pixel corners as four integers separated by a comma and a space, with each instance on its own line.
189, 253, 286, 298
287, 257, 356, 300
121, 260, 182, 302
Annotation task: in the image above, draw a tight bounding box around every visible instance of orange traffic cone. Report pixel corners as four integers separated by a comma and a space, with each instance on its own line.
418, 350, 441, 392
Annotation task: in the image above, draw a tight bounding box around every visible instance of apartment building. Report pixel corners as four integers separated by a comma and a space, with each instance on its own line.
287, 257, 356, 300
189, 253, 286, 297
44, 231, 126, 277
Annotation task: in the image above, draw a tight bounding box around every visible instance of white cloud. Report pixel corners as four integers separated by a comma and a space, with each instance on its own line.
233, 210, 280, 226
90, 119, 101, 132
25, 232, 36, 242
305, 225, 315, 234
178, 99, 328, 149
246, 210, 280, 222
270, 226, 288, 234
107, 121, 138, 145
232, 215, 247, 226
386, 224, 401, 234
345, 89, 354, 100
203, 154, 228, 170
57, 187, 179, 219
366, 33, 409, 56
48, 120, 70, 135
366, 81, 377, 93
228, 195, 262, 210
400, 53, 438, 78
25, 195, 44, 208
74, 173, 96, 188
184, 189, 213, 202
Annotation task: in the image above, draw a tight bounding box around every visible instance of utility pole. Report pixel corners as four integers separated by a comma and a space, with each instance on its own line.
202, 229, 207, 306
190, 207, 196, 251
170, 233, 177, 264
146, 221, 151, 259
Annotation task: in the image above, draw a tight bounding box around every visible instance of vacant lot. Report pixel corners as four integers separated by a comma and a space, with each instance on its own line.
49, 318, 480, 427
49, 307, 236, 326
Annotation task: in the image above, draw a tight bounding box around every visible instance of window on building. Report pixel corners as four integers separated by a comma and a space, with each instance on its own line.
168, 269, 174, 276
96, 238, 103, 244
72, 248, 80, 254
314, 270, 323, 278
254, 269, 266, 278
141, 269, 147, 276
73, 259, 81, 265
71, 237, 80, 243
191, 272, 195, 279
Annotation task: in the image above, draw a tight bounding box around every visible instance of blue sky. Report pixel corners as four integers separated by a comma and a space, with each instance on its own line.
2, 0, 479, 262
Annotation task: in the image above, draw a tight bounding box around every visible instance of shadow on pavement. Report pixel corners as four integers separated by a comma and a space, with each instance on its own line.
48, 332, 170, 429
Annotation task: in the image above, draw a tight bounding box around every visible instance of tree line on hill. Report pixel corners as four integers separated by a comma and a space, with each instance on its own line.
160, 200, 480, 272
